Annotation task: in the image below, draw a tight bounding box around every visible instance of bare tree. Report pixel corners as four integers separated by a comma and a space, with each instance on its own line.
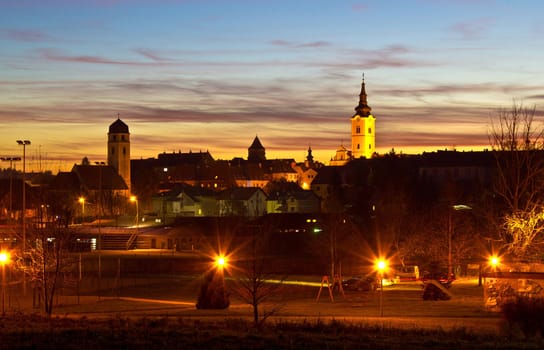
489, 101, 544, 258
231, 225, 286, 327
15, 217, 73, 316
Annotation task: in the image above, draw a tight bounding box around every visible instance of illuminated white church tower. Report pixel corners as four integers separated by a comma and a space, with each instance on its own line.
107, 115, 131, 194
351, 77, 375, 159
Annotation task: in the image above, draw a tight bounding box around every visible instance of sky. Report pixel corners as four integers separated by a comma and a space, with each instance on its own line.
1, 0, 544, 173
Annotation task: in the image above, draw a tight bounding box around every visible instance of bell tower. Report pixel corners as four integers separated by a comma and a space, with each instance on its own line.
351, 76, 375, 159
107, 115, 131, 193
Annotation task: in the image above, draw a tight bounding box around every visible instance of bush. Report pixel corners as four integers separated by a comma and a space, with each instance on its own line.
501, 296, 544, 338
196, 269, 230, 310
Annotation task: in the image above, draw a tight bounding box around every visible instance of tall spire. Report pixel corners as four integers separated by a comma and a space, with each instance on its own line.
354, 74, 372, 117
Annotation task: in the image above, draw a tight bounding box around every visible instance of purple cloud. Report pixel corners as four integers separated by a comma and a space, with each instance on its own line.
38, 48, 154, 66
270, 40, 332, 48
449, 18, 494, 40
0, 29, 52, 42
351, 3, 368, 12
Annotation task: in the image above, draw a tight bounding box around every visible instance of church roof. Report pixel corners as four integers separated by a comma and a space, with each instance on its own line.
353, 77, 372, 118
249, 136, 264, 150
109, 118, 129, 134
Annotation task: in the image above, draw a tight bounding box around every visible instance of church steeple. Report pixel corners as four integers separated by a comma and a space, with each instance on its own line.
350, 75, 376, 159
108, 114, 131, 194
353, 75, 372, 117
248, 135, 266, 162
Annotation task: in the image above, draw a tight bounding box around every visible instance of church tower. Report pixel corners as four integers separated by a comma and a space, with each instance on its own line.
108, 115, 131, 193
351, 77, 375, 159
248, 135, 266, 163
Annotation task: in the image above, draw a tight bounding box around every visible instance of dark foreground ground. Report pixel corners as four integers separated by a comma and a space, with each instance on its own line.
1, 274, 544, 349
1, 313, 541, 350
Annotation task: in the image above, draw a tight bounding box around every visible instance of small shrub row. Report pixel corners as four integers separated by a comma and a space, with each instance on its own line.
501, 296, 544, 338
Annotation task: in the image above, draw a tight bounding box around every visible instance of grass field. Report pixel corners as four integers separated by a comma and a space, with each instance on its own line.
1, 254, 543, 348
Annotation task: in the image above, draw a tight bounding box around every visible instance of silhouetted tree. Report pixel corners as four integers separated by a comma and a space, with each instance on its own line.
489, 101, 544, 258
231, 225, 286, 327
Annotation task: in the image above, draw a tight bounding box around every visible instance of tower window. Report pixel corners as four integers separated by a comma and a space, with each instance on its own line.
123, 147, 126, 155
121, 135, 125, 141
368, 127, 372, 134
113, 135, 117, 141
356, 126, 361, 134
111, 147, 115, 155
357, 144, 360, 149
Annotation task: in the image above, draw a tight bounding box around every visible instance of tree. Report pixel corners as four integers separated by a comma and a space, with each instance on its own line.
15, 216, 74, 316
231, 225, 286, 327
489, 101, 544, 258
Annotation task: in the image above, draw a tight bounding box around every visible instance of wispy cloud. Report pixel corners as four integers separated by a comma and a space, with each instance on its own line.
449, 17, 494, 40
351, 3, 368, 12
38, 48, 153, 65
0, 28, 53, 42
270, 40, 332, 49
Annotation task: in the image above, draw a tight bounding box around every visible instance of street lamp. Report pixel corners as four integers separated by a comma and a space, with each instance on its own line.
489, 255, 501, 271
0, 251, 10, 316
215, 255, 227, 270
130, 195, 139, 228
16, 140, 30, 253
375, 258, 387, 317
78, 197, 85, 224
94, 162, 105, 300
448, 204, 472, 279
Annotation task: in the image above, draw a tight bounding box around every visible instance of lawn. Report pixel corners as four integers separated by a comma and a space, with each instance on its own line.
2, 272, 543, 348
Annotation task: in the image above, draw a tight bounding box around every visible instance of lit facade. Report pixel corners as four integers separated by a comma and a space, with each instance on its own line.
351, 78, 375, 159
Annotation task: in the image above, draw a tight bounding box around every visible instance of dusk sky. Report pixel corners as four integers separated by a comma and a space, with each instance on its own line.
2, 0, 544, 172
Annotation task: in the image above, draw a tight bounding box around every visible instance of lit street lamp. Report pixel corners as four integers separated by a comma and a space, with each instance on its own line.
78, 197, 85, 224
489, 255, 501, 271
215, 255, 227, 270
0, 251, 10, 316
130, 195, 139, 228
376, 258, 387, 317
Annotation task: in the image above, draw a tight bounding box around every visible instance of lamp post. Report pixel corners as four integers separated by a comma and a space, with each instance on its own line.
130, 195, 138, 228
0, 251, 10, 316
16, 140, 30, 252
16, 140, 30, 297
94, 162, 105, 300
448, 204, 472, 279
78, 197, 85, 224
376, 258, 387, 317
0, 157, 20, 225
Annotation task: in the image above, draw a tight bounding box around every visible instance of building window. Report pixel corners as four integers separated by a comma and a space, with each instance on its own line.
123, 147, 126, 155
121, 135, 125, 141
111, 147, 115, 155
368, 144, 372, 149
368, 127, 372, 134
356, 126, 361, 134
113, 135, 117, 141
357, 144, 360, 149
